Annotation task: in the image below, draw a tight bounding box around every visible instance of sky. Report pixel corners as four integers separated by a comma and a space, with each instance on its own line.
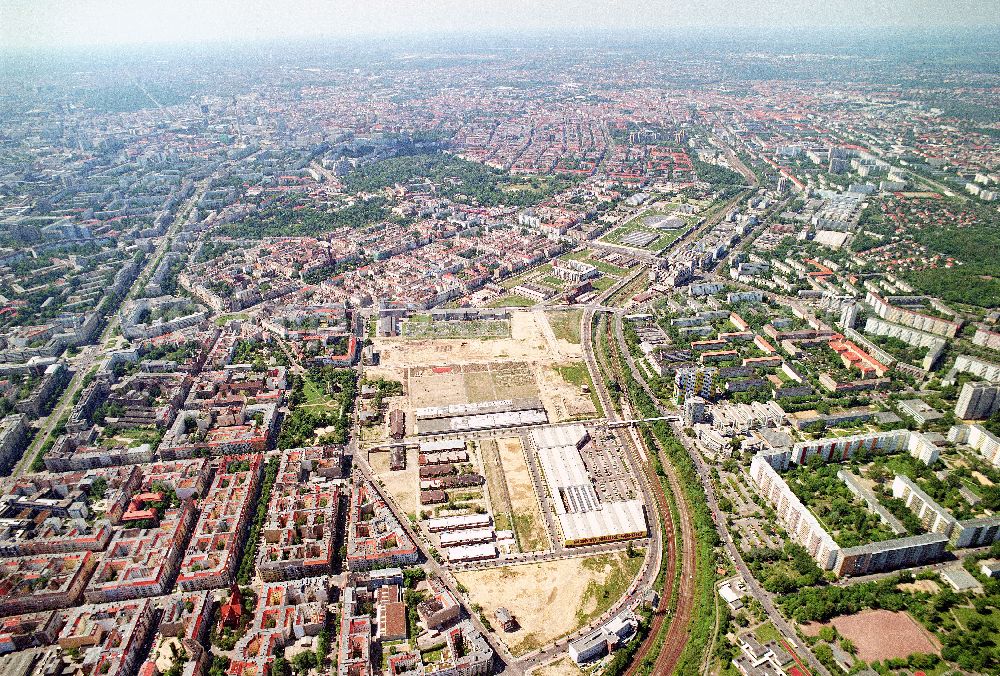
2, 0, 998, 50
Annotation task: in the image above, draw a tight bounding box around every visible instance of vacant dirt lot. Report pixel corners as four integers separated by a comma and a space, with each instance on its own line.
898, 579, 941, 594
537, 365, 597, 422
528, 656, 583, 676
496, 436, 548, 552
376, 311, 561, 368
374, 312, 592, 426
455, 554, 631, 656
801, 610, 939, 663
368, 447, 419, 518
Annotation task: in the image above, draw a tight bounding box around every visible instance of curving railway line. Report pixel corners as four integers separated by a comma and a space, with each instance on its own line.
626, 434, 698, 676
595, 316, 699, 676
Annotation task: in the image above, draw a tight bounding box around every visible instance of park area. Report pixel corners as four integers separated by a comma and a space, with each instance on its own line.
456, 550, 644, 656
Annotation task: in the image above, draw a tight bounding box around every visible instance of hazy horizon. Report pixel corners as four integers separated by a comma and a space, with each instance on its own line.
3, 0, 1000, 52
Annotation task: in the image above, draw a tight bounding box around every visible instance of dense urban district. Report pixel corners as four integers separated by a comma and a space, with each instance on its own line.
1, 32, 1000, 676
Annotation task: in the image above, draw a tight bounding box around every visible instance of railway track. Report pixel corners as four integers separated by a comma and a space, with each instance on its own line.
641, 436, 698, 676
597, 319, 699, 676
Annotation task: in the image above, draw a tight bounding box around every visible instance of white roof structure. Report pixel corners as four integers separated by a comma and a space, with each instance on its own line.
419, 438, 467, 453
531, 424, 647, 546
531, 424, 588, 450
446, 542, 497, 562
559, 500, 647, 546
439, 528, 495, 548
425, 513, 492, 532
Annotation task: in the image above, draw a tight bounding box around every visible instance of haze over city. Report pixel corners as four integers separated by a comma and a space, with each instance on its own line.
4, 0, 1000, 50
0, 3, 998, 676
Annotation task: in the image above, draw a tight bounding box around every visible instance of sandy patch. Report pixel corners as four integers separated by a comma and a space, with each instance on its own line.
455, 555, 621, 656
369, 447, 419, 518
898, 580, 941, 594
972, 471, 995, 487
533, 309, 582, 361
528, 656, 584, 676
375, 311, 560, 368
801, 610, 939, 663
537, 366, 597, 422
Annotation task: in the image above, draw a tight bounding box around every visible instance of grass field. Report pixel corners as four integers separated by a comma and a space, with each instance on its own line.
574, 549, 645, 625
753, 621, 782, 644
591, 276, 617, 291
545, 310, 583, 344
560, 249, 632, 276
488, 294, 536, 308
214, 313, 250, 326
479, 439, 514, 532
600, 221, 684, 251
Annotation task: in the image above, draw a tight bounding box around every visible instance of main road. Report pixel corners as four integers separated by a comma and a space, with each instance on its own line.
8, 179, 210, 481
610, 302, 831, 676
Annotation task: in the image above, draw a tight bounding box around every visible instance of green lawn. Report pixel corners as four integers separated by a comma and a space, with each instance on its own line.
501, 265, 545, 290
753, 621, 782, 644
302, 375, 337, 408
540, 275, 570, 289
591, 276, 617, 291
214, 313, 250, 326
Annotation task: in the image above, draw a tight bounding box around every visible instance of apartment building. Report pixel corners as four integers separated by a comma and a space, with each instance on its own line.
955, 381, 1000, 421
949, 424, 1000, 468
258, 449, 340, 583
177, 455, 262, 591
58, 599, 156, 676
0, 552, 97, 617
346, 479, 419, 572
673, 366, 717, 404
893, 475, 1000, 548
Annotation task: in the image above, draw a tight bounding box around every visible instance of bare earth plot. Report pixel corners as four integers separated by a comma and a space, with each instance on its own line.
527, 656, 584, 676
538, 364, 598, 422
455, 551, 641, 657
407, 365, 469, 409
480, 439, 515, 533
544, 310, 583, 345
801, 610, 940, 663
374, 312, 589, 424
368, 447, 420, 518
375, 311, 561, 368
496, 436, 548, 552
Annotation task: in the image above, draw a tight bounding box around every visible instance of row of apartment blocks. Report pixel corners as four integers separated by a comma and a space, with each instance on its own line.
864, 292, 962, 339
948, 423, 1000, 468
892, 476, 1000, 548
175, 455, 263, 591
258, 446, 345, 583
754, 428, 941, 472
749, 429, 950, 577
749, 454, 949, 577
